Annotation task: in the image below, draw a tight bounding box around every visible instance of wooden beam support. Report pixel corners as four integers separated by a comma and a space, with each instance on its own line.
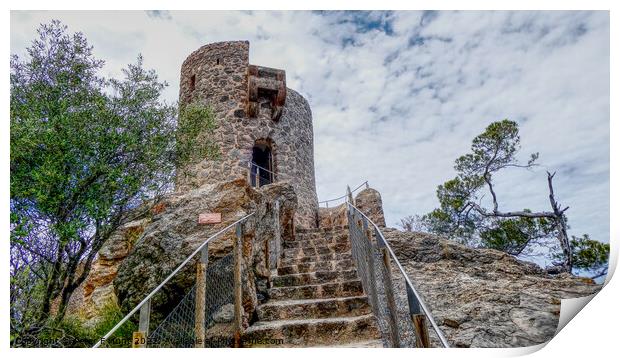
379, 243, 400, 348
194, 244, 208, 348
412, 314, 431, 348
406, 283, 430, 348
132, 299, 150, 348
233, 223, 244, 348
362, 218, 379, 312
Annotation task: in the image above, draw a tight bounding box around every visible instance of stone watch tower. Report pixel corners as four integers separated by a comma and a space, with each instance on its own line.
176, 41, 318, 228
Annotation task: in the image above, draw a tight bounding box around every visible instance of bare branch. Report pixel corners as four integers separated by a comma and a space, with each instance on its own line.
469, 202, 556, 219
590, 268, 608, 280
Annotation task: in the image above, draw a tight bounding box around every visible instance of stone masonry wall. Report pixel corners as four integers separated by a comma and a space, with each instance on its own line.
354, 188, 386, 227
317, 187, 386, 228
176, 41, 318, 228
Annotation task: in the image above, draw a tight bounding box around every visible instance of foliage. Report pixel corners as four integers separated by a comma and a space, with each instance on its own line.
562, 235, 609, 277
423, 176, 485, 244
416, 119, 608, 277
11, 302, 136, 347
176, 103, 219, 177
10, 262, 48, 342
91, 302, 137, 348
453, 120, 538, 180
10, 20, 217, 336
397, 215, 427, 232
479, 214, 554, 255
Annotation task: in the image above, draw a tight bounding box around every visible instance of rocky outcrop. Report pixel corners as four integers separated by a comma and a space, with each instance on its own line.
114, 179, 256, 318
58, 212, 152, 325
382, 229, 601, 347
113, 179, 297, 324
79, 218, 149, 324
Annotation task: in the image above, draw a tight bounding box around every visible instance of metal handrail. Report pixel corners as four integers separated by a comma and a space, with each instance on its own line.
347, 202, 450, 348
318, 180, 368, 206
92, 213, 255, 348
247, 161, 276, 176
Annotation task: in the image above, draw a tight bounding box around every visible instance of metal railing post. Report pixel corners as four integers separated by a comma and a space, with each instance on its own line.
361, 217, 379, 312
255, 167, 261, 188
194, 243, 208, 348
233, 222, 244, 347
346, 185, 353, 204
376, 229, 400, 348
407, 284, 430, 347
344, 202, 450, 348
132, 299, 150, 348
92, 214, 254, 348
272, 200, 281, 270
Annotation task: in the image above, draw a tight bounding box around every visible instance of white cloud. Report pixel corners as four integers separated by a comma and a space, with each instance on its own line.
10, 10, 610, 248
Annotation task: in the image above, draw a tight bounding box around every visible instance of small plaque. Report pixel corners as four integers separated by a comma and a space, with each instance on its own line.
198, 212, 222, 225
132, 331, 146, 348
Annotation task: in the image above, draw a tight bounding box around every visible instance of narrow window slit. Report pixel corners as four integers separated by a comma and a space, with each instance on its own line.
189, 74, 196, 92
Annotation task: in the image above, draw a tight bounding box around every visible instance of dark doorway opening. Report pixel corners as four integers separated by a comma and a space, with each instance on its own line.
251, 141, 274, 187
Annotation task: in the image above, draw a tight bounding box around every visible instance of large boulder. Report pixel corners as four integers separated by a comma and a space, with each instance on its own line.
59, 211, 152, 326
382, 229, 601, 347
113, 179, 297, 323
80, 218, 149, 325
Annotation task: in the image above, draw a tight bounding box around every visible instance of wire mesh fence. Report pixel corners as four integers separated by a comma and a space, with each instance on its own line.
347, 204, 448, 348
147, 253, 235, 348
93, 215, 253, 349
97, 253, 236, 348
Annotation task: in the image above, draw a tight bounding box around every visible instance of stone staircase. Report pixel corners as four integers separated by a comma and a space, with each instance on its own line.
243, 226, 383, 347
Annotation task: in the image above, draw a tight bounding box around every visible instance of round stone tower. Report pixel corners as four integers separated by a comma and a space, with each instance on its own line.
176, 41, 318, 228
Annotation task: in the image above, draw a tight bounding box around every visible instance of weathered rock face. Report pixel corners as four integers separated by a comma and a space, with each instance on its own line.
382, 229, 601, 347
113, 179, 297, 323
79, 219, 149, 324
176, 41, 318, 228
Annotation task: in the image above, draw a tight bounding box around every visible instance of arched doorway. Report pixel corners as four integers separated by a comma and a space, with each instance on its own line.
250, 140, 274, 187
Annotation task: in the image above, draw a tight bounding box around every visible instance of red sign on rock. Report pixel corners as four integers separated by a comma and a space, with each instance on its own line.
198, 213, 222, 225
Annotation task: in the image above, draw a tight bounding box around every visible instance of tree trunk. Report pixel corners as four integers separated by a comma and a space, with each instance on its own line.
470, 171, 573, 274
39, 243, 65, 324
547, 172, 572, 273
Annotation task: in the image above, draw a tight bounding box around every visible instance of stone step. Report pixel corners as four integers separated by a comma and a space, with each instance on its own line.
269, 280, 364, 300
285, 231, 348, 242
242, 314, 380, 347
293, 228, 348, 237
272, 269, 359, 287
277, 258, 355, 275
280, 252, 352, 266
295, 226, 348, 234
282, 243, 351, 260
282, 234, 349, 249
257, 296, 372, 321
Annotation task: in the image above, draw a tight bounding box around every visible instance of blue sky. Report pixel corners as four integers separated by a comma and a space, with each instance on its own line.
10, 11, 610, 262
